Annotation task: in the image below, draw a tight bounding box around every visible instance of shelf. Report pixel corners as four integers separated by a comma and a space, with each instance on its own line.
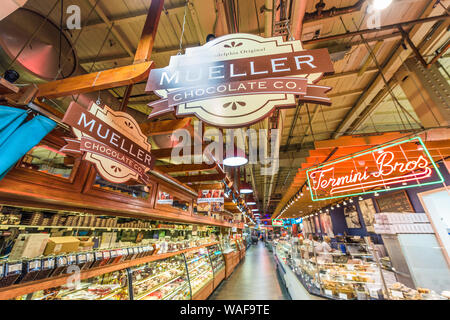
162, 283, 190, 300
132, 265, 184, 287
135, 275, 184, 300
0, 242, 219, 301
0, 224, 193, 232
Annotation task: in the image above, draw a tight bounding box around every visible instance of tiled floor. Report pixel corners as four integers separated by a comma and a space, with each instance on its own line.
209, 241, 291, 300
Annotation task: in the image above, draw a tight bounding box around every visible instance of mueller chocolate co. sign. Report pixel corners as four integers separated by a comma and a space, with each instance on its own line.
145, 33, 334, 127
61, 102, 154, 185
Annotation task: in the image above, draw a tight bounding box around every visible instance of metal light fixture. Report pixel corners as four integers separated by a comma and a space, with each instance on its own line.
223, 146, 248, 167
239, 181, 253, 194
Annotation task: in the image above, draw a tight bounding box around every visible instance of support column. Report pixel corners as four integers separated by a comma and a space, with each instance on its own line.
396, 58, 450, 128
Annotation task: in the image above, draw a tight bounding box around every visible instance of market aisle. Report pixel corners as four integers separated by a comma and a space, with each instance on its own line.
209, 241, 290, 300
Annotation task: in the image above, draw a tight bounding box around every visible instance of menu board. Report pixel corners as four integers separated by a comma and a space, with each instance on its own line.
375, 190, 414, 213
197, 189, 224, 213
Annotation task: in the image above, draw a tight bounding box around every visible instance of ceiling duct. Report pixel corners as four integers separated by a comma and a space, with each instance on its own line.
0, 0, 29, 21
0, 8, 149, 122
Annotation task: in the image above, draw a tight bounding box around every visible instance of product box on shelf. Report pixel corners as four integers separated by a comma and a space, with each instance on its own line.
9, 233, 50, 260
44, 236, 80, 255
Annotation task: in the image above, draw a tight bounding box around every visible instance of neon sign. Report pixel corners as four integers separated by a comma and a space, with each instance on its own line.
306, 137, 444, 201
272, 219, 284, 227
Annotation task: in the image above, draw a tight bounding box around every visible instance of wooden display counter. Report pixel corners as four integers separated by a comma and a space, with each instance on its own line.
213, 267, 225, 290
0, 242, 218, 300
192, 279, 214, 300
224, 251, 239, 279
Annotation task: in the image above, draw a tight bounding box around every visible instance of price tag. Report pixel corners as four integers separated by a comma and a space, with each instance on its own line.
339, 293, 348, 300
107, 228, 111, 231
37, 227, 44, 231
324, 289, 333, 297
0, 226, 8, 230
67, 228, 73, 231
391, 290, 404, 298
19, 227, 25, 230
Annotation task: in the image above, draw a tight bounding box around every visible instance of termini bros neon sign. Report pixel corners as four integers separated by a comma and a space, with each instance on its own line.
306, 137, 444, 201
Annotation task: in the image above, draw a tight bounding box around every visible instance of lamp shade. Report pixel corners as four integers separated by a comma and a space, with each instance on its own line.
223, 145, 248, 167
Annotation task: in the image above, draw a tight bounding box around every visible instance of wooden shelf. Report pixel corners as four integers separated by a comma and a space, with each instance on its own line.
0, 224, 202, 232
0, 242, 218, 300
0, 78, 19, 95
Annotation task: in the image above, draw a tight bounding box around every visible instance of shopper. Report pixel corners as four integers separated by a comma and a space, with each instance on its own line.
316, 236, 334, 264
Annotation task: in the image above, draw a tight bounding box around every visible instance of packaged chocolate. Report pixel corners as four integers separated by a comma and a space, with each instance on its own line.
118, 248, 128, 263
65, 253, 77, 274
0, 261, 22, 288
18, 258, 41, 283
99, 250, 111, 266
50, 255, 68, 277
90, 251, 104, 269
82, 252, 95, 270
34, 256, 56, 280
109, 249, 119, 264
76, 252, 87, 270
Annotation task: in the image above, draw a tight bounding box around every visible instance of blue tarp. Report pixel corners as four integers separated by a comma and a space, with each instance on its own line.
0, 106, 56, 180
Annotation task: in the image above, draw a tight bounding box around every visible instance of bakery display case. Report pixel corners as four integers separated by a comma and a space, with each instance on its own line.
17, 269, 130, 300
274, 237, 391, 300
129, 255, 190, 300
207, 244, 225, 289
184, 248, 214, 300
207, 244, 225, 274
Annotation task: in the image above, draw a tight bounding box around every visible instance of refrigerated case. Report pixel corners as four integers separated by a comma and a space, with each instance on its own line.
129, 255, 190, 300
14, 244, 225, 300
17, 269, 130, 300
184, 248, 214, 300
207, 244, 226, 289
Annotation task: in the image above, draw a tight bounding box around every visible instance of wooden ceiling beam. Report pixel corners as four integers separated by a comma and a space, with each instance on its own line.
176, 173, 225, 183
190, 183, 225, 191
157, 163, 217, 174
36, 62, 153, 99
152, 144, 208, 159
140, 118, 193, 136
134, 0, 164, 64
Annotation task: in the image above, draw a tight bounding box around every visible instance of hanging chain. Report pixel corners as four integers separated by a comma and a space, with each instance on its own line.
54, 0, 101, 80
74, 23, 114, 104
178, 1, 188, 55
348, 17, 423, 131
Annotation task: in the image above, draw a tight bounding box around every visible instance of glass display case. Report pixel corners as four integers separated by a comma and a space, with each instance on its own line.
274, 237, 389, 300
18, 269, 130, 300
129, 255, 190, 300
13, 245, 221, 300
207, 244, 225, 274
184, 248, 213, 296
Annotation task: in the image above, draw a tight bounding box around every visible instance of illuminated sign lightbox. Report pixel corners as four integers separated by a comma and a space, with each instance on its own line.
306, 137, 444, 201
272, 219, 284, 227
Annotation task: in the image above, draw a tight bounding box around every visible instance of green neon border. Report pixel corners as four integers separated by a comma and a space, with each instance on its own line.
306, 136, 445, 201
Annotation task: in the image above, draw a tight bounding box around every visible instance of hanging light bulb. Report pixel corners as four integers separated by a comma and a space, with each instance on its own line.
349, 198, 353, 203
359, 196, 363, 201
337, 204, 340, 208
330, 206, 334, 210
343, 200, 347, 205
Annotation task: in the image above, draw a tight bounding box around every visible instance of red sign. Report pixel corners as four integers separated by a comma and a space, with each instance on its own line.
61, 102, 154, 185
145, 34, 334, 128
306, 137, 444, 201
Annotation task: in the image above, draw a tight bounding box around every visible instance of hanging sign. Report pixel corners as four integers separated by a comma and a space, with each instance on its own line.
306, 137, 444, 201
272, 219, 284, 227
61, 102, 155, 185
145, 33, 334, 127
197, 189, 224, 213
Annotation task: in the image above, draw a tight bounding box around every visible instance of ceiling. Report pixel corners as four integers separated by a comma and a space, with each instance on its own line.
8, 0, 450, 221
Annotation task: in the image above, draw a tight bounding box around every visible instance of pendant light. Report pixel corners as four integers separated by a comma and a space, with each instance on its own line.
223, 146, 248, 167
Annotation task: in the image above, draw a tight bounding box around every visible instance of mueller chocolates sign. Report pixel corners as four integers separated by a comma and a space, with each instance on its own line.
145, 33, 334, 128
306, 137, 444, 201
61, 102, 154, 185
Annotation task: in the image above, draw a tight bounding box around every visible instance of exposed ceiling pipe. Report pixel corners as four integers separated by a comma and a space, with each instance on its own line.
291, 0, 308, 39
303, 0, 365, 23
264, 0, 273, 37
